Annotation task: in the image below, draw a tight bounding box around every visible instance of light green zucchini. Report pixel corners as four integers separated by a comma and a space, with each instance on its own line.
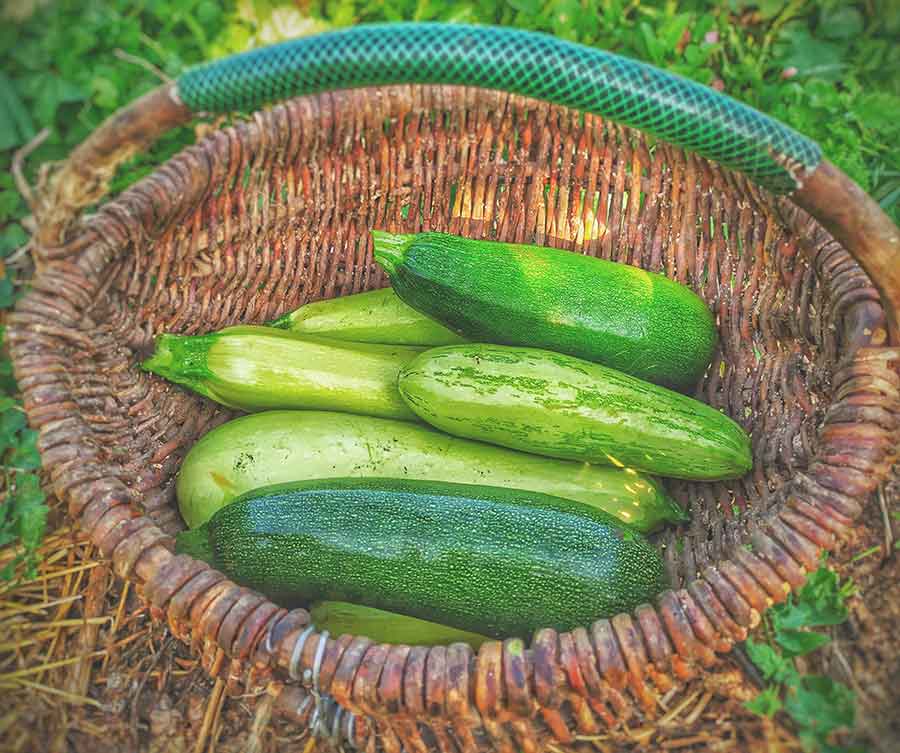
309, 601, 490, 648
269, 288, 466, 346
175, 410, 684, 531
142, 325, 421, 420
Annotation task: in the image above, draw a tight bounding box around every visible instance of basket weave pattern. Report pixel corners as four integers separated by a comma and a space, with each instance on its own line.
9, 85, 899, 751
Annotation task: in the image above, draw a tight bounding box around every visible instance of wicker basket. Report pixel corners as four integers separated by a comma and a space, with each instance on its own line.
9, 24, 899, 752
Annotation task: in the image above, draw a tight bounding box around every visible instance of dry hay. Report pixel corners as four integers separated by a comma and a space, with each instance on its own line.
1, 477, 896, 753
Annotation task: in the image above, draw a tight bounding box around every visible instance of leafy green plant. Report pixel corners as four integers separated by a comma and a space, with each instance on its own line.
0, 321, 46, 578
744, 562, 862, 753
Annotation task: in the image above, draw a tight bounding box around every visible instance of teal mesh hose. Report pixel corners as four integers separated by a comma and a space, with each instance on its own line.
178, 23, 821, 194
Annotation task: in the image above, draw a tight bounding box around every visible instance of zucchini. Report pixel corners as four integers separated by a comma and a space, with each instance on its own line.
269, 288, 466, 346
373, 230, 717, 391
175, 478, 668, 638
398, 344, 752, 480
176, 410, 683, 531
310, 601, 489, 648
142, 325, 420, 420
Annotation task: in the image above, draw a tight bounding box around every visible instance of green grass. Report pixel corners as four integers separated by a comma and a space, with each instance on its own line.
0, 1, 891, 745
1, 0, 227, 580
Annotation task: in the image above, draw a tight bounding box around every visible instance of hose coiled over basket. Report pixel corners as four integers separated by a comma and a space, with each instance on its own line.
178, 22, 821, 193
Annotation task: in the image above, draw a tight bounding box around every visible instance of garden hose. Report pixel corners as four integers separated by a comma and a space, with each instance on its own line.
178, 22, 821, 194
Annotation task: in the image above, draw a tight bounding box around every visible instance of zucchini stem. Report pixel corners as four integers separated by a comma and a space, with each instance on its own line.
371, 230, 413, 275
266, 311, 294, 329
175, 525, 215, 562
141, 333, 216, 387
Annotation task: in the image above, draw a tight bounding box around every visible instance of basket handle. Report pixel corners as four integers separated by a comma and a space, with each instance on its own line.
39, 22, 899, 342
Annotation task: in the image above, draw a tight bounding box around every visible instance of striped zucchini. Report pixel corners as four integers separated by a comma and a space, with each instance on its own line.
398, 344, 752, 480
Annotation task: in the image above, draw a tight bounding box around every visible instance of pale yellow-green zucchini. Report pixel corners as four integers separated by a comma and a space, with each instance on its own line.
269, 288, 466, 346
310, 601, 489, 648
142, 325, 421, 420
176, 409, 685, 531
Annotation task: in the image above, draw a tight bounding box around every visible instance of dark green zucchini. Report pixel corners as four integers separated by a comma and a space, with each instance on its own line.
374, 230, 717, 390
176, 477, 668, 638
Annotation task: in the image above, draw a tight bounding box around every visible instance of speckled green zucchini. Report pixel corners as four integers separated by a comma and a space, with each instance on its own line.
176, 410, 683, 531
398, 344, 752, 480
269, 288, 466, 346
374, 230, 717, 390
175, 477, 668, 638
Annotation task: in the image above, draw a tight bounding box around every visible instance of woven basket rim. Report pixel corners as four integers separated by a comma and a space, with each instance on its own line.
10, 84, 899, 746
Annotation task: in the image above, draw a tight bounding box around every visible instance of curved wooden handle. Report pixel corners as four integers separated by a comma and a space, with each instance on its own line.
794, 161, 900, 346
34, 84, 191, 250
